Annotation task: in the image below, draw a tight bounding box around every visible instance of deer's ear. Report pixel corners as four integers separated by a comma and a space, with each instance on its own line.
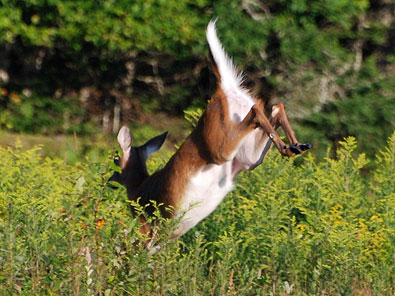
117, 126, 133, 153
141, 132, 168, 159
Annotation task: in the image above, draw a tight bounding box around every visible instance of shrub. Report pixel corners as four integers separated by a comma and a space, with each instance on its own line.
0, 133, 394, 295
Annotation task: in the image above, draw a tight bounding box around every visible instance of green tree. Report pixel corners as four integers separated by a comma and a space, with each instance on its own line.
0, 0, 393, 160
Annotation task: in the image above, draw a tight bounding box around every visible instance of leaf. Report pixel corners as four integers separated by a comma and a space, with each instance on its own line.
109, 161, 122, 173
75, 176, 85, 193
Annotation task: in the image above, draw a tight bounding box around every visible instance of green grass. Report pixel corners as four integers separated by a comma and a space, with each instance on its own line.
0, 132, 394, 295
0, 114, 187, 165
0, 130, 114, 164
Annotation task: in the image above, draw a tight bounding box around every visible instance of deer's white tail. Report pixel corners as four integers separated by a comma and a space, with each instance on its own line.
206, 21, 243, 90
206, 21, 255, 119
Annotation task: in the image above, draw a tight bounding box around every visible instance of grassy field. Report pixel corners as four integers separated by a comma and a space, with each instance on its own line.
0, 112, 187, 165
0, 131, 393, 295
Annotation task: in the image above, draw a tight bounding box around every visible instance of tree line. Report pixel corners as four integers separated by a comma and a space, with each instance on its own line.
0, 0, 393, 159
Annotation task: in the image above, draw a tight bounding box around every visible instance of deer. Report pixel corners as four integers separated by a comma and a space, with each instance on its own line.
109, 21, 311, 249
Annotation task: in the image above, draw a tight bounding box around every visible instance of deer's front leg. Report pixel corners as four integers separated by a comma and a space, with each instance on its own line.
270, 103, 312, 154
241, 102, 301, 157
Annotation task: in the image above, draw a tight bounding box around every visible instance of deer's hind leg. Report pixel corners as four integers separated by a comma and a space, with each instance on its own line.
223, 100, 296, 157
270, 103, 312, 154
202, 92, 309, 164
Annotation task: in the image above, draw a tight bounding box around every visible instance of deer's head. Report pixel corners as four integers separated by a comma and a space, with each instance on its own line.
109, 126, 168, 191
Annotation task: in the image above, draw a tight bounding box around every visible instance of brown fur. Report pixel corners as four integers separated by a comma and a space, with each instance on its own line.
119, 87, 308, 239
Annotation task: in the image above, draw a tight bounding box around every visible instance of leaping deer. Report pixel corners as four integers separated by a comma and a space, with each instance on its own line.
109, 21, 311, 246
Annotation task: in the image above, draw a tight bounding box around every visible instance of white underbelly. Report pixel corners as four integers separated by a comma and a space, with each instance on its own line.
171, 94, 258, 237
173, 162, 235, 237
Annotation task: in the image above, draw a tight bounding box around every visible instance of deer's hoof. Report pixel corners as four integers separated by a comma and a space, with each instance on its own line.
299, 143, 312, 151
289, 144, 302, 154
289, 143, 312, 154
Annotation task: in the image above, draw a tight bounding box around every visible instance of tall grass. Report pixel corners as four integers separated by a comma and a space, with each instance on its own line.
0, 133, 394, 295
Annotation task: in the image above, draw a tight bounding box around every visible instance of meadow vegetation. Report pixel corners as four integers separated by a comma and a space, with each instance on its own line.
0, 132, 393, 295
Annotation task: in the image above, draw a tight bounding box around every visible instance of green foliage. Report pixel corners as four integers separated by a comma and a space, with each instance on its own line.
0, 92, 89, 134
214, 0, 369, 65
184, 107, 204, 128
0, 0, 393, 167
1, 133, 394, 295
300, 56, 395, 160
0, 0, 208, 54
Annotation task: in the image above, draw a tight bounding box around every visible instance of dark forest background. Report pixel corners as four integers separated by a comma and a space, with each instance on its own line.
0, 0, 394, 160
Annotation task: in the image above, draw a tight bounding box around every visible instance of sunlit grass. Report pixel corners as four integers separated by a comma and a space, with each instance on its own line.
0, 132, 393, 295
